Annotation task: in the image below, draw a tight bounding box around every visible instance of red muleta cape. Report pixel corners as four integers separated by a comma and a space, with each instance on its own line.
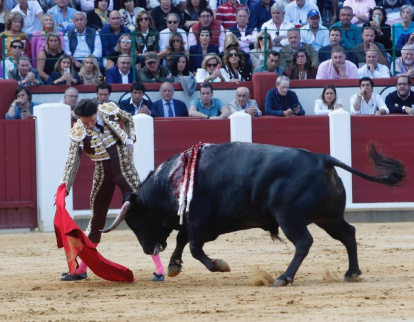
54, 183, 135, 282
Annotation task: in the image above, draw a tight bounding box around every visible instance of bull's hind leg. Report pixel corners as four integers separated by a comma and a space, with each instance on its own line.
168, 228, 188, 277
274, 224, 314, 287
316, 219, 361, 281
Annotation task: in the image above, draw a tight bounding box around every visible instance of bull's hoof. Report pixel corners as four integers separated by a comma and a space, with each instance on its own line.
273, 277, 293, 287
168, 263, 182, 277
212, 259, 231, 272
344, 274, 362, 282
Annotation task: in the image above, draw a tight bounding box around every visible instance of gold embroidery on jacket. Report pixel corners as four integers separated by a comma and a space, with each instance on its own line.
86, 161, 105, 237
117, 145, 141, 190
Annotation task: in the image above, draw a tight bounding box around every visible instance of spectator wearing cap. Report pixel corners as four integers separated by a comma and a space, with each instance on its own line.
138, 51, 174, 83
284, 0, 320, 27
105, 54, 134, 84
300, 9, 329, 51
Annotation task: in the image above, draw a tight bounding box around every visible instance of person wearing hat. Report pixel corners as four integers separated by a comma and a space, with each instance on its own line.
284, 0, 319, 27
106, 54, 134, 84
300, 9, 329, 51
138, 52, 174, 83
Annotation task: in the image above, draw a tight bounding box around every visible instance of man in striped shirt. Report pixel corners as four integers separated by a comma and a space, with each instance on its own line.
216, 0, 248, 30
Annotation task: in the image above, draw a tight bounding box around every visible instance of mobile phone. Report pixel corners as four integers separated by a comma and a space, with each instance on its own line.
373, 14, 380, 24
64, 68, 70, 74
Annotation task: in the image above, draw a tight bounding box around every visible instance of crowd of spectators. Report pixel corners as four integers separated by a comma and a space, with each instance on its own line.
2, 0, 414, 119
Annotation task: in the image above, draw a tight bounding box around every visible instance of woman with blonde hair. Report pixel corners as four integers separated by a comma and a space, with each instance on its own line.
135, 10, 159, 54
0, 12, 31, 58
222, 33, 241, 54
250, 31, 272, 68
36, 33, 64, 81
159, 32, 189, 69
195, 53, 228, 83
31, 13, 64, 67
78, 54, 104, 84
106, 34, 133, 69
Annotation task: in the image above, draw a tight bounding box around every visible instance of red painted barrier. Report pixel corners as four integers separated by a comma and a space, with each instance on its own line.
0, 119, 37, 229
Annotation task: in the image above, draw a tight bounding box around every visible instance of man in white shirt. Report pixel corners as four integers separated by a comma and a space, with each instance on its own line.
159, 13, 189, 52
284, 0, 319, 27
300, 9, 329, 51
64, 12, 102, 68
11, 0, 43, 35
350, 77, 389, 115
357, 49, 391, 78
261, 2, 294, 51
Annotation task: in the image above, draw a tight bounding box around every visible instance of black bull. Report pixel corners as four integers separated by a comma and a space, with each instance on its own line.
102, 142, 405, 286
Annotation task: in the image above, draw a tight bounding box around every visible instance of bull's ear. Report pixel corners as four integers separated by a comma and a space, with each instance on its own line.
127, 191, 140, 205
123, 192, 138, 204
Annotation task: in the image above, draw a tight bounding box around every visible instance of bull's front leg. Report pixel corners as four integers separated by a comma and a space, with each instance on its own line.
189, 241, 231, 272
168, 228, 188, 277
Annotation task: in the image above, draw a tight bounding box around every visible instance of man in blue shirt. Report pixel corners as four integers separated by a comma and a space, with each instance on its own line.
188, 82, 231, 119
265, 75, 305, 116
47, 0, 77, 33
249, 0, 275, 31
100, 11, 131, 58
330, 6, 362, 51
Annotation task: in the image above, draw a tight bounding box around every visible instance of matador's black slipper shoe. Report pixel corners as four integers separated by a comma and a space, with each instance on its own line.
150, 272, 165, 282
60, 272, 88, 281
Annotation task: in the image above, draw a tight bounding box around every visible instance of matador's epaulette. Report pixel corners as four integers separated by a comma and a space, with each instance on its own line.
69, 119, 86, 142
98, 102, 119, 116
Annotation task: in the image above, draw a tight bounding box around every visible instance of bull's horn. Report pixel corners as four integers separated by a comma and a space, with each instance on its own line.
100, 201, 130, 233
153, 243, 162, 256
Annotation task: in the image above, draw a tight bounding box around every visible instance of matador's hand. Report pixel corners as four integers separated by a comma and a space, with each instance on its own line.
127, 144, 134, 158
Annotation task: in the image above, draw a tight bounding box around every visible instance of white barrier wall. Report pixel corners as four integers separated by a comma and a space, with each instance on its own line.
329, 109, 353, 205
229, 112, 252, 143
34, 103, 71, 231
133, 114, 155, 181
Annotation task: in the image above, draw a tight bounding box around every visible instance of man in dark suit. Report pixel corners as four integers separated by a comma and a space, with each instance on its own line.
119, 82, 153, 116
227, 8, 257, 53
151, 82, 188, 117
106, 54, 134, 84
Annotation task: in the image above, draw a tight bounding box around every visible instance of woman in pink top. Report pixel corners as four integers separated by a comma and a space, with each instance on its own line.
343, 0, 376, 27
31, 13, 64, 68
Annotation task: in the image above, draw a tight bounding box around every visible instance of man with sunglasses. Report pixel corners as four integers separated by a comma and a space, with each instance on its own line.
138, 52, 174, 83
150, 0, 184, 32
159, 13, 189, 52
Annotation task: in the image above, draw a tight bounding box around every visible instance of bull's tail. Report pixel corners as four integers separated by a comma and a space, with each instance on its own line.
326, 143, 405, 186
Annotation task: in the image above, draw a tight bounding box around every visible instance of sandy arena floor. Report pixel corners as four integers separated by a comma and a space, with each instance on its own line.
0, 222, 413, 321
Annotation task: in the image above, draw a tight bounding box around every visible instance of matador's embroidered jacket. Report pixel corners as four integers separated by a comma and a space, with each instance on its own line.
60, 102, 136, 193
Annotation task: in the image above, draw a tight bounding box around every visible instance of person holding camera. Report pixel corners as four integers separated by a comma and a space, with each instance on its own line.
45, 54, 83, 85
5, 86, 39, 120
